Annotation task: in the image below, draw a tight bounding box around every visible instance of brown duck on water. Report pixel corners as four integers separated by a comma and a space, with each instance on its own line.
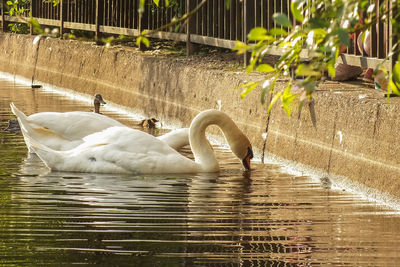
3, 119, 21, 134
139, 118, 159, 129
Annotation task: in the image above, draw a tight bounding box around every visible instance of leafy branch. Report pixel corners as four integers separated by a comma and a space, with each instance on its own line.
234, 0, 400, 116
136, 0, 208, 47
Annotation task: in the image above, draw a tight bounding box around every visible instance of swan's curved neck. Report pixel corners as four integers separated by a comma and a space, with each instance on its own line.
189, 110, 243, 172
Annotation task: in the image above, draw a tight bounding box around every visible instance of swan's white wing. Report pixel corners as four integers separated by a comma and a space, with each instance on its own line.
158, 128, 189, 150
33, 126, 199, 174
28, 111, 124, 140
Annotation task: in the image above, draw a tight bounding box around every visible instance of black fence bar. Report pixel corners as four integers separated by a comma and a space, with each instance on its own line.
60, 0, 65, 37
1, 0, 6, 32
0, 0, 396, 70
95, 0, 101, 39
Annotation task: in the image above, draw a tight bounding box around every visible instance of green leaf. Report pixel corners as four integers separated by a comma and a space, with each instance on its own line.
260, 79, 272, 104
269, 27, 288, 36
246, 65, 254, 73
360, 0, 370, 9
336, 5, 344, 20
261, 88, 268, 105
392, 60, 400, 85
233, 40, 250, 54
136, 36, 149, 47
309, 17, 330, 29
139, 0, 145, 13
298, 98, 306, 115
6, 1, 13, 5
327, 59, 336, 78
153, 0, 159, 6
291, 0, 304, 23
311, 28, 327, 40
295, 64, 321, 77
389, 79, 400, 96
268, 92, 282, 114
240, 82, 260, 99
281, 86, 297, 116
247, 27, 268, 41
256, 64, 275, 73
273, 13, 292, 28
234, 81, 256, 90
391, 61, 400, 95
337, 28, 350, 47
29, 17, 43, 34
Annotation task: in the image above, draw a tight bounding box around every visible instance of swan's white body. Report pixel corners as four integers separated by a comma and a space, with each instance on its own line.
10, 103, 189, 151
22, 109, 253, 174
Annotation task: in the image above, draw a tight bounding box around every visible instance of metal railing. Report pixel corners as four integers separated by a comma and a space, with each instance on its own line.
0, 0, 397, 70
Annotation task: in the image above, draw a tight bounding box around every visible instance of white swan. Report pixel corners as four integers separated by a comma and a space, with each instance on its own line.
10, 101, 124, 151
23, 109, 253, 174
10, 102, 189, 151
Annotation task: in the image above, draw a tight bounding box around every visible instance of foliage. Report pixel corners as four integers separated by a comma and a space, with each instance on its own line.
5, 0, 29, 32
134, 0, 400, 116
5, 0, 28, 17
3, 0, 399, 116
233, 0, 400, 115
4, 0, 41, 33
44, 0, 60, 7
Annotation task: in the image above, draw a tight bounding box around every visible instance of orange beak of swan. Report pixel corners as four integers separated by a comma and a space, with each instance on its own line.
242, 147, 253, 171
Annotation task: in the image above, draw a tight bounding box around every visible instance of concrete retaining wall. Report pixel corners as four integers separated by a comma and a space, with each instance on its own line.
1, 33, 399, 202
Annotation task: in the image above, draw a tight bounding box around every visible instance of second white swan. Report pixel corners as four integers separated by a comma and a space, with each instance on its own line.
10, 102, 189, 151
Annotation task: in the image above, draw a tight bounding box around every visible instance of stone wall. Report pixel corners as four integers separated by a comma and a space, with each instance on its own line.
1, 33, 399, 203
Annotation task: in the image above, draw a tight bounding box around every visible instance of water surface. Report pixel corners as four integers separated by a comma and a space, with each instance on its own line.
1, 77, 400, 266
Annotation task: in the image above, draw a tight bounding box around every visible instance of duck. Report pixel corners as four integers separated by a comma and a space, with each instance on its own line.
10, 102, 190, 152
23, 109, 253, 174
139, 118, 159, 128
3, 119, 21, 134
93, 93, 106, 114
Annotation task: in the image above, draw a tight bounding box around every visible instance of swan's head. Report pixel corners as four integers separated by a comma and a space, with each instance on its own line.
242, 147, 254, 171
231, 136, 253, 171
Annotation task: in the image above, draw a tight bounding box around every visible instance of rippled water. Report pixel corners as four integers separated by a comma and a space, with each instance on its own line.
1, 77, 400, 266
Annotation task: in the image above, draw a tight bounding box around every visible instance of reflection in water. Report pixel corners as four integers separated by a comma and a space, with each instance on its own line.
1, 77, 400, 266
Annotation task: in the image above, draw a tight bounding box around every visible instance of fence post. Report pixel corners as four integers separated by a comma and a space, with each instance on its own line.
29, 0, 33, 34
392, 2, 399, 69
243, 0, 254, 66
186, 0, 197, 56
95, 0, 102, 41
138, 12, 143, 50
138, 0, 148, 51
60, 0, 65, 38
2, 0, 6, 32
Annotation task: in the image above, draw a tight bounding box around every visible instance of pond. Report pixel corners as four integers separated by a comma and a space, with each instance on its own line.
1, 75, 400, 266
